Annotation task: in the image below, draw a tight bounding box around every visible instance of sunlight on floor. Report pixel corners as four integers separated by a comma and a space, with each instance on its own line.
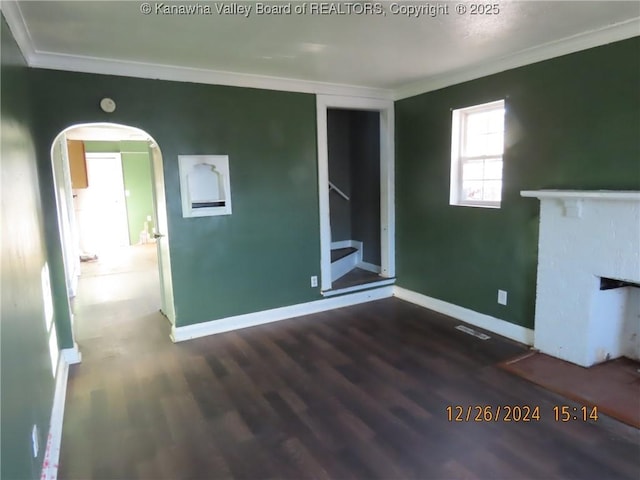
80, 243, 158, 277
71, 244, 166, 363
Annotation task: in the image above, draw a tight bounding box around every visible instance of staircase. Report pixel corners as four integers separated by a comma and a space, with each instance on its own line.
330, 242, 362, 282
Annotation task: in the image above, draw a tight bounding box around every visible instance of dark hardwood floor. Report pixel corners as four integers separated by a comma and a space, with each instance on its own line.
332, 268, 385, 290
60, 297, 640, 480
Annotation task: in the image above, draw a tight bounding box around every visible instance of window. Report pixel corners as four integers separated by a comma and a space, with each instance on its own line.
450, 100, 505, 208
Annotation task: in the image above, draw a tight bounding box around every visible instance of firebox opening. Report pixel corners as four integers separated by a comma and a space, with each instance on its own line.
600, 277, 640, 291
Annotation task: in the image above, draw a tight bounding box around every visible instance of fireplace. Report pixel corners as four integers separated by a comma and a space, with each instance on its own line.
521, 190, 640, 367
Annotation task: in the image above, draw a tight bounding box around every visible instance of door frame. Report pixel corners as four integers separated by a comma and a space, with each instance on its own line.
316, 95, 395, 292
50, 123, 177, 362
149, 143, 176, 324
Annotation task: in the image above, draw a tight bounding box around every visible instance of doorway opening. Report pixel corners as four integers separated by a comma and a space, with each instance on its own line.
50, 123, 175, 361
316, 96, 395, 295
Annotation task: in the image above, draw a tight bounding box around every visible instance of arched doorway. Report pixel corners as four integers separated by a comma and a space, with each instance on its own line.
50, 123, 175, 362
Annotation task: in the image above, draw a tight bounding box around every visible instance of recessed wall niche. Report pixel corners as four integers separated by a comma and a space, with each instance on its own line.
178, 155, 232, 218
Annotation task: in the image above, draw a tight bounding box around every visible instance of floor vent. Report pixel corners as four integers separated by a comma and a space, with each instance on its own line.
456, 325, 490, 340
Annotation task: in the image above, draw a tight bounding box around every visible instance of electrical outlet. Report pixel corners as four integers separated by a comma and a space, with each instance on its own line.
310, 276, 318, 288
31, 425, 39, 458
147, 215, 152, 221
498, 289, 508, 305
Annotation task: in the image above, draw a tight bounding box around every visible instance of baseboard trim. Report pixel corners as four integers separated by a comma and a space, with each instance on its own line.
330, 240, 363, 250
171, 286, 394, 342
40, 356, 70, 480
322, 278, 395, 297
393, 286, 534, 345
357, 261, 381, 274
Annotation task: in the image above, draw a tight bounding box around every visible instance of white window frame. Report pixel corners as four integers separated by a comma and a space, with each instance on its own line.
450, 99, 505, 208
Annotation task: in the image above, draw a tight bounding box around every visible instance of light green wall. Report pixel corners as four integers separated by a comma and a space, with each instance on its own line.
83, 140, 119, 153
395, 37, 640, 329
1, 15, 57, 479
30, 69, 321, 332
121, 151, 154, 244
84, 140, 150, 153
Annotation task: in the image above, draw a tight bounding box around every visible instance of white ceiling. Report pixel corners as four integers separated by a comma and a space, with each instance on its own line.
3, 1, 639, 98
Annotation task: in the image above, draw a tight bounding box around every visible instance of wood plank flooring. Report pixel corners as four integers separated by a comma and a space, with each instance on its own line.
60, 255, 639, 479
332, 268, 384, 290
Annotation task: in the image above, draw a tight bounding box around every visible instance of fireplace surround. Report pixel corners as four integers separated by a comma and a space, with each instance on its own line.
522, 190, 640, 367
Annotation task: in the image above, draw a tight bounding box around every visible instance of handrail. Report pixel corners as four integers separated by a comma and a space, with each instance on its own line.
329, 181, 350, 201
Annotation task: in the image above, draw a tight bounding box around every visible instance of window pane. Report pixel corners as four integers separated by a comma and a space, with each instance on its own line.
482, 180, 502, 202
465, 134, 486, 157
484, 131, 504, 155
466, 113, 488, 136
451, 100, 505, 208
486, 108, 505, 132
462, 181, 484, 201
462, 160, 484, 180
484, 158, 503, 180
464, 108, 505, 157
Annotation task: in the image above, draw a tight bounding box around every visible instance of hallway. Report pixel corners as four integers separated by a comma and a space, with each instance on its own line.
71, 244, 168, 365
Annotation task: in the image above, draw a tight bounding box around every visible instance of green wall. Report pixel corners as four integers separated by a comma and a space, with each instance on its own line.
396, 37, 640, 329
1, 16, 57, 480
29, 69, 321, 330
83, 140, 120, 153
121, 151, 154, 245
84, 140, 155, 245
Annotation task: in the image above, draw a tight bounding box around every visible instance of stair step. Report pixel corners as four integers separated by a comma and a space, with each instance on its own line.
331, 247, 358, 263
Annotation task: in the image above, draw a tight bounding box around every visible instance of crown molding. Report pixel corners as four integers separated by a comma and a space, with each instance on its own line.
394, 17, 640, 101
26, 50, 393, 99
3, 0, 638, 102
1, 1, 390, 99
1, 0, 37, 61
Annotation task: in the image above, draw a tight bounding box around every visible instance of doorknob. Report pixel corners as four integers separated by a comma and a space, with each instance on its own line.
153, 233, 165, 239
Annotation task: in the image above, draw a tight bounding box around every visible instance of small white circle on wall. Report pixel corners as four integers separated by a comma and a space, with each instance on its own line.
100, 98, 116, 113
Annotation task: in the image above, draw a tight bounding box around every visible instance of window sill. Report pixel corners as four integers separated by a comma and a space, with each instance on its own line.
450, 202, 501, 209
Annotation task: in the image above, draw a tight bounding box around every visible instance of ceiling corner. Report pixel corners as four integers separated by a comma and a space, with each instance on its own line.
392, 17, 640, 102
2, 0, 37, 63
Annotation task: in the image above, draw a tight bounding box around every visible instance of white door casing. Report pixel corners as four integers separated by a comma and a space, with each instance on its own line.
316, 95, 395, 292
150, 144, 176, 325
49, 123, 178, 364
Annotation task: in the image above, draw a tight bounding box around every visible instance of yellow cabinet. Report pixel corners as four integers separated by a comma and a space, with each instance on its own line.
67, 140, 88, 189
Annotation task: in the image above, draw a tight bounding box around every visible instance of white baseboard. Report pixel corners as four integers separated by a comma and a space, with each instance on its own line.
171, 286, 394, 342
357, 261, 381, 274
331, 250, 361, 282
330, 240, 362, 250
322, 278, 395, 297
61, 344, 82, 364
40, 356, 71, 480
330, 240, 363, 282
393, 286, 534, 345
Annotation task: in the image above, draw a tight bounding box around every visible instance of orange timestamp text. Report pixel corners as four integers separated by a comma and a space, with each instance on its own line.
446, 405, 541, 422
446, 405, 600, 423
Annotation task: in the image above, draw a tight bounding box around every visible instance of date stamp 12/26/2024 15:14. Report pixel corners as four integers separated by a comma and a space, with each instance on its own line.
446, 405, 600, 423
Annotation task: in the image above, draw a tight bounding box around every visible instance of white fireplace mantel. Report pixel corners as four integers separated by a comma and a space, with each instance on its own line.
521, 190, 640, 201
522, 189, 640, 367
521, 190, 640, 218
